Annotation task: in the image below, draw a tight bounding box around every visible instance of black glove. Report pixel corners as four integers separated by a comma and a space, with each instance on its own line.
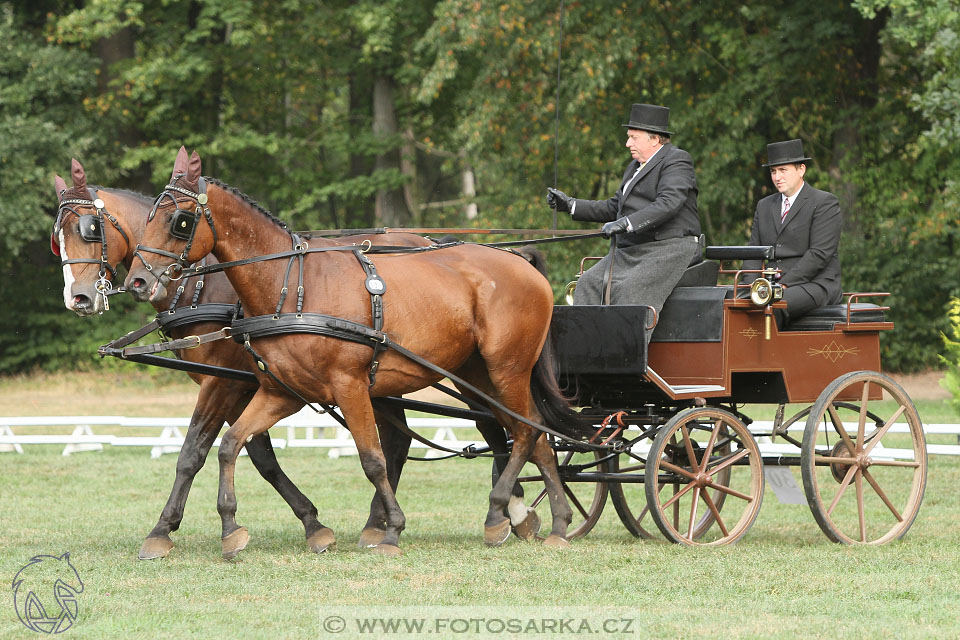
602, 218, 630, 238
546, 187, 574, 213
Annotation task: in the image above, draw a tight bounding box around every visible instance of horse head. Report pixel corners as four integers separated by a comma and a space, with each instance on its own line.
126, 147, 216, 303
52, 159, 142, 315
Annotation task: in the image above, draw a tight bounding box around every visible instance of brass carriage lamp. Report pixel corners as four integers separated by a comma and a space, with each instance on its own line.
749, 268, 784, 339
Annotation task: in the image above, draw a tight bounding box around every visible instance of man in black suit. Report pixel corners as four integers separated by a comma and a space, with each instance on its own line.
743, 139, 842, 324
546, 103, 701, 336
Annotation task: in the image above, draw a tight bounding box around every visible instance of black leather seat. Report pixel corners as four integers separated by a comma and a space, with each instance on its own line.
785, 303, 886, 331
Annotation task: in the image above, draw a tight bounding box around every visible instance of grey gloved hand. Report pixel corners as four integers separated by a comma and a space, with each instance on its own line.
602, 218, 630, 238
546, 187, 574, 213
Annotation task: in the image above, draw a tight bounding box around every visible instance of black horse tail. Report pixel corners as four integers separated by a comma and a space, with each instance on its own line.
530, 328, 591, 440
516, 246, 548, 279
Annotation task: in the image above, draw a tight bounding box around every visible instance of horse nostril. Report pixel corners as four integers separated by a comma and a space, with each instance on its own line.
132, 277, 146, 290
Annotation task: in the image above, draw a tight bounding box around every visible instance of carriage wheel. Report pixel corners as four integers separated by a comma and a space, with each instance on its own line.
608, 435, 731, 540
519, 443, 609, 540
644, 408, 764, 546
800, 371, 927, 544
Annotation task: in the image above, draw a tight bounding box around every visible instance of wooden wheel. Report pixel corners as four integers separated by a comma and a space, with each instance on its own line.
609, 438, 731, 540
644, 408, 765, 546
519, 443, 609, 540
800, 371, 927, 544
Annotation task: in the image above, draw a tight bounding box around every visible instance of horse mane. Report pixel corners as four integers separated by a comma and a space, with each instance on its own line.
204, 177, 290, 232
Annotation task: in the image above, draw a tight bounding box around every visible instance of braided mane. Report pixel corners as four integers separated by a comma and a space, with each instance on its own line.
204, 177, 289, 232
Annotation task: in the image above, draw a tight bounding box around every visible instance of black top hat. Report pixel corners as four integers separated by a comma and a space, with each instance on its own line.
763, 139, 812, 167
622, 103, 673, 136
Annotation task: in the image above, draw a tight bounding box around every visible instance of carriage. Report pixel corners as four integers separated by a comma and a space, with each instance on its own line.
56, 153, 926, 554
523, 245, 926, 546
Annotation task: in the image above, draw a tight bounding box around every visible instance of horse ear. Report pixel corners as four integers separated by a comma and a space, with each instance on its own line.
171, 146, 189, 181
54, 175, 68, 201
71, 158, 87, 191
186, 149, 202, 186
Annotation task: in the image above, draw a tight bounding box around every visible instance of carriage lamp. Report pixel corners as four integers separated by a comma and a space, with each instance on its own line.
748, 271, 784, 307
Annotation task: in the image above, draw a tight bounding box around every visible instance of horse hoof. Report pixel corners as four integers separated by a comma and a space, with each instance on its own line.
512, 510, 541, 541
357, 527, 386, 549
484, 519, 512, 547
542, 534, 570, 549
307, 527, 336, 554
221, 527, 250, 560
138, 536, 174, 560
370, 543, 402, 557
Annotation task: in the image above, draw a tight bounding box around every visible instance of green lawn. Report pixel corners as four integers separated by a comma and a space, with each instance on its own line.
1, 372, 958, 639
1, 445, 959, 639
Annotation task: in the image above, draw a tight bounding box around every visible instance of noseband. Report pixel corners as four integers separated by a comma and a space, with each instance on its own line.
53, 188, 131, 311
135, 175, 218, 282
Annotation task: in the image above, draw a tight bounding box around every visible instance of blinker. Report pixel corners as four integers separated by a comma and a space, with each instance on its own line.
78, 214, 103, 243
170, 209, 197, 240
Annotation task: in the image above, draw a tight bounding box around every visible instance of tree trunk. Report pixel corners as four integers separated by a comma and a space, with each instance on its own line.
373, 75, 411, 227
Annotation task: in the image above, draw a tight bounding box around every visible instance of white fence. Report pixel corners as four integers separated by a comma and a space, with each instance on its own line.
1, 412, 958, 458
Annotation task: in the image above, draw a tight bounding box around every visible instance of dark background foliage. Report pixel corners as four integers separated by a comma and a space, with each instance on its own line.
1, 0, 957, 373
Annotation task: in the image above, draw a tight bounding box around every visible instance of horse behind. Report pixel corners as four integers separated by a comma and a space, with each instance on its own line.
125, 147, 587, 557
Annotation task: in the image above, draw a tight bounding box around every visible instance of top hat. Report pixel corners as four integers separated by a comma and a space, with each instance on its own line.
762, 139, 812, 167
622, 103, 673, 136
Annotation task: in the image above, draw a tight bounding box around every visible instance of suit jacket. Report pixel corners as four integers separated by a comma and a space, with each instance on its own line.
571, 143, 700, 248
744, 183, 843, 306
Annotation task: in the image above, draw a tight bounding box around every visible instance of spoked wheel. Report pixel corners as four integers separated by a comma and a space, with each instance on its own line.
519, 441, 610, 540
609, 440, 731, 540
644, 408, 765, 546
800, 371, 927, 544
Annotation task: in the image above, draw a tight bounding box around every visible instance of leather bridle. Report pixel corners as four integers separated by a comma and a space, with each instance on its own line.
53, 188, 131, 311
134, 174, 217, 283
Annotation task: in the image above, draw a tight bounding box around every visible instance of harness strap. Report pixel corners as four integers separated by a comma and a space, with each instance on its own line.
156, 303, 238, 332
353, 249, 387, 386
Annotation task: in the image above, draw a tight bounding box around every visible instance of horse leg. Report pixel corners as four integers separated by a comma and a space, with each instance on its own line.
529, 433, 573, 547
245, 431, 336, 553
474, 417, 540, 540
358, 403, 412, 548
140, 382, 237, 560
336, 392, 405, 556
217, 389, 303, 559
484, 428, 538, 546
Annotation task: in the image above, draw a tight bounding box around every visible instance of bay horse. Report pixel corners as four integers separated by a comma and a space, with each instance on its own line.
51, 159, 432, 558
125, 148, 586, 557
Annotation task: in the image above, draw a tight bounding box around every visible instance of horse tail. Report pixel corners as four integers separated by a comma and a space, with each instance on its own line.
530, 327, 590, 440
516, 246, 548, 279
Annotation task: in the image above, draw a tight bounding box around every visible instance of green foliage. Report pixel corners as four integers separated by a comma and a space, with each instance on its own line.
0, 9, 113, 266
939, 298, 960, 415
1, 0, 959, 372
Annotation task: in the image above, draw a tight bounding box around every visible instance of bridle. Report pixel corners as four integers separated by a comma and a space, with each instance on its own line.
53, 188, 131, 312
134, 174, 217, 282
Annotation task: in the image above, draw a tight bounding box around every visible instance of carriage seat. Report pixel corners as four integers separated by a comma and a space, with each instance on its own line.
784, 303, 886, 332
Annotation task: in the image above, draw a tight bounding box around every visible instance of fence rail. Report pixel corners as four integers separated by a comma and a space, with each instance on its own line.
1, 413, 958, 458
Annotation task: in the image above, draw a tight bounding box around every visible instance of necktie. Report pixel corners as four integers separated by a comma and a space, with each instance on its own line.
781, 197, 791, 223
623, 162, 645, 195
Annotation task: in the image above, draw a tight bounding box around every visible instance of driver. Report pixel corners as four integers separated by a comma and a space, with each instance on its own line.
546, 103, 701, 342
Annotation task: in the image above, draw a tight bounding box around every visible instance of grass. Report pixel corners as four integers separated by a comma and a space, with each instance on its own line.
1, 372, 959, 639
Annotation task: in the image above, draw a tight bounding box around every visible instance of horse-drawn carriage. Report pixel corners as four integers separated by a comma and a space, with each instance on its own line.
53, 151, 926, 556
528, 246, 925, 546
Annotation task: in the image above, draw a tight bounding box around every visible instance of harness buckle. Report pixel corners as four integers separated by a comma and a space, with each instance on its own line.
295, 240, 309, 252
359, 239, 372, 253
184, 335, 202, 349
